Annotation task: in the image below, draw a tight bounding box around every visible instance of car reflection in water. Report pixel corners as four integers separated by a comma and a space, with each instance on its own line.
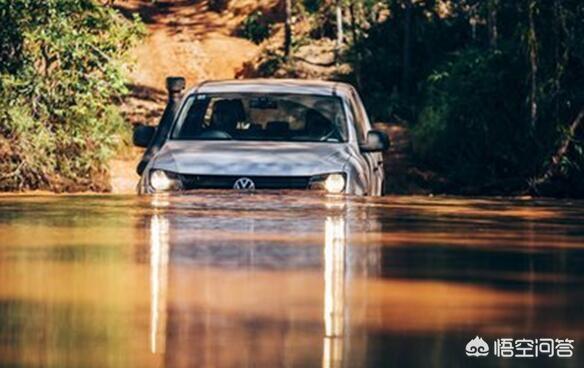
147, 194, 378, 367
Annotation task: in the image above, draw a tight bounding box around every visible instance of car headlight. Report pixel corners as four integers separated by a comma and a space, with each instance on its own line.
309, 173, 346, 193
150, 170, 181, 192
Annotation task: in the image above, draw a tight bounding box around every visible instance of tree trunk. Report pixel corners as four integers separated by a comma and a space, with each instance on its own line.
402, 0, 413, 98
487, 0, 498, 49
349, 1, 358, 44
552, 0, 569, 122
349, 0, 361, 88
530, 108, 584, 190
336, 0, 344, 52
284, 0, 292, 59
528, 0, 538, 128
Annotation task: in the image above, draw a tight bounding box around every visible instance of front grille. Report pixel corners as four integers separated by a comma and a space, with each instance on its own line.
179, 174, 311, 190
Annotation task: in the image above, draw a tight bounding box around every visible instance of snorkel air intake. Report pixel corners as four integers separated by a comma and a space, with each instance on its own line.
136, 76, 186, 175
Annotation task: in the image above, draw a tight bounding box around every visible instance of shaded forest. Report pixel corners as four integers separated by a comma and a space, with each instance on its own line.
243, 0, 584, 196
1, 0, 583, 196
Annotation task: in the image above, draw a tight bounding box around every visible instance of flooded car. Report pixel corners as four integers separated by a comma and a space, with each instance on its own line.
133, 79, 389, 195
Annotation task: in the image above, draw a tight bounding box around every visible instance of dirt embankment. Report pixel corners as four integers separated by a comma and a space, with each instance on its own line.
109, 0, 267, 193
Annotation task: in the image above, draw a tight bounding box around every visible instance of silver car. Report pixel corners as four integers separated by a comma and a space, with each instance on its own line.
133, 79, 389, 196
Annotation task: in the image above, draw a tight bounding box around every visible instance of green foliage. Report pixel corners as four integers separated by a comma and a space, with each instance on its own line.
351, 0, 472, 121
0, 0, 145, 191
343, 0, 584, 195
238, 10, 272, 44
413, 48, 529, 185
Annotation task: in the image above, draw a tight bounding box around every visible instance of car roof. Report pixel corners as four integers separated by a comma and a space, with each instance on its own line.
189, 79, 355, 97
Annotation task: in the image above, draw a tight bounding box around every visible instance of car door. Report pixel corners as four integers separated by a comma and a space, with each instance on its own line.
349, 89, 384, 195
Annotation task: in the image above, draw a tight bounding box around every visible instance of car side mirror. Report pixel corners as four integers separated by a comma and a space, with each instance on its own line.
133, 124, 156, 148
360, 130, 390, 152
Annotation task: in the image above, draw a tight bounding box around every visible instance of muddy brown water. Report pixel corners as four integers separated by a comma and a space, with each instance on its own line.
0, 193, 583, 367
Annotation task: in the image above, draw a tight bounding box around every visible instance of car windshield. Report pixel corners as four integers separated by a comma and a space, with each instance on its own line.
171, 93, 348, 142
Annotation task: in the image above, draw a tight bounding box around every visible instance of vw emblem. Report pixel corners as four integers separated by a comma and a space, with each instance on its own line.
233, 177, 255, 190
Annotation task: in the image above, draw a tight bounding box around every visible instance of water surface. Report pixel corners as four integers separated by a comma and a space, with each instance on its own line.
0, 193, 583, 367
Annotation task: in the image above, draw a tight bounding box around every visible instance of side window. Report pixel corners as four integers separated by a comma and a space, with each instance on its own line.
353, 90, 372, 130
171, 95, 211, 138
349, 89, 370, 143
348, 102, 364, 143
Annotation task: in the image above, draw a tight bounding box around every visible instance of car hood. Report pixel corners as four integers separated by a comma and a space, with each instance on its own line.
151, 140, 352, 177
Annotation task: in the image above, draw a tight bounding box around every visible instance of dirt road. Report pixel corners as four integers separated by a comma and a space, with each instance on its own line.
125, 0, 259, 89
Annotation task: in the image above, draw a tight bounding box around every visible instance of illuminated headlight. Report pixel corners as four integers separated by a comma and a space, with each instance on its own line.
309, 173, 346, 194
150, 170, 181, 192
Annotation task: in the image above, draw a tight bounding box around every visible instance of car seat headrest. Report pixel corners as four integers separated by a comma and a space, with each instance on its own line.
212, 99, 245, 130
306, 109, 332, 135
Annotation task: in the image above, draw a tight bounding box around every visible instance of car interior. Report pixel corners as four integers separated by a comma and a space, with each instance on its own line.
173, 94, 347, 142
